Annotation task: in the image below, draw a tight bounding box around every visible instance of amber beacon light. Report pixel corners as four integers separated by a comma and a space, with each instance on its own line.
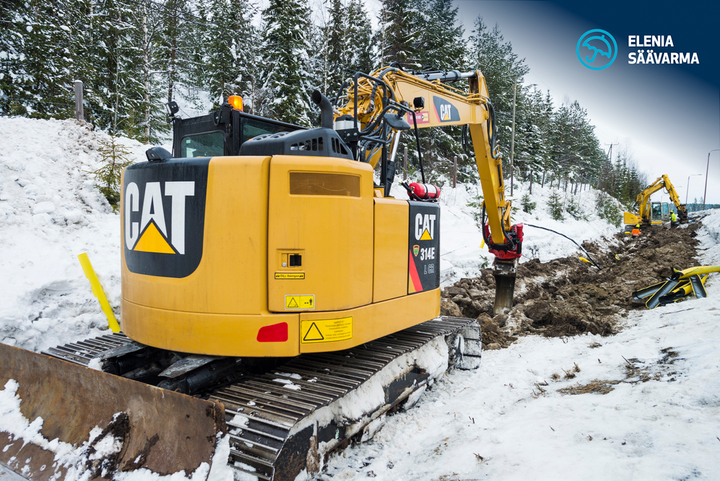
228, 95, 243, 111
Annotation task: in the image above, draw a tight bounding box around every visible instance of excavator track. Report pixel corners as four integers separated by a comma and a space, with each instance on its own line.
36, 316, 480, 480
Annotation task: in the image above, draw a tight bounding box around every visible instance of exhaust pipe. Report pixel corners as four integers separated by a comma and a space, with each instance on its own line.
312, 89, 334, 129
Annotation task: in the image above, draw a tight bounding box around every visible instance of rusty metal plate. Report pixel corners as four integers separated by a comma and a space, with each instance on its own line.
0, 343, 226, 479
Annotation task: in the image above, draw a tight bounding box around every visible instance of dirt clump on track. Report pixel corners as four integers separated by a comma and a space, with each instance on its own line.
441, 223, 701, 350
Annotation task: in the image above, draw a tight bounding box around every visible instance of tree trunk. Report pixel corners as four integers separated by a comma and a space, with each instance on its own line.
541, 170, 546, 188
529, 170, 533, 195
143, 3, 150, 142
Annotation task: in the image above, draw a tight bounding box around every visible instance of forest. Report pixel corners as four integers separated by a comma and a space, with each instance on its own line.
0, 0, 647, 204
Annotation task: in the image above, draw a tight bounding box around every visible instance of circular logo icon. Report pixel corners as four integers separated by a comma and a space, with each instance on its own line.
577, 29, 617, 70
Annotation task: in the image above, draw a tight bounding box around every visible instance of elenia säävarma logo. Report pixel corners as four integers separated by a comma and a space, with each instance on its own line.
577, 29, 618, 70
123, 159, 208, 278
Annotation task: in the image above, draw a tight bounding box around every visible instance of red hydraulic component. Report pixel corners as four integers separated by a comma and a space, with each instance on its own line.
484, 223, 523, 260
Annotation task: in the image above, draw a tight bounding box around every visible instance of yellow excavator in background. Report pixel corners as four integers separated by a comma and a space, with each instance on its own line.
0, 66, 521, 481
623, 174, 688, 228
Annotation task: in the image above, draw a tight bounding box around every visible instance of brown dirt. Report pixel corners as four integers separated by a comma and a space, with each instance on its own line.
441, 224, 701, 350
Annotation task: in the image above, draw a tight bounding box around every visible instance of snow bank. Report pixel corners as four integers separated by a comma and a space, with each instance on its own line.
0, 117, 148, 352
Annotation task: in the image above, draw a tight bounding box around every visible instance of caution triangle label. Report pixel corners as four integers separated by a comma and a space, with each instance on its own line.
134, 221, 177, 254
420, 229, 432, 241
288, 297, 299, 308
303, 322, 324, 342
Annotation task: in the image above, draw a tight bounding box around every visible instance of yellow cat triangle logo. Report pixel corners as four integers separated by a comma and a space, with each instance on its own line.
420, 229, 432, 240
133, 221, 176, 254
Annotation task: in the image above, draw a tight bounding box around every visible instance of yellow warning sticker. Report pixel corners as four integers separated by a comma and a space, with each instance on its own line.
275, 272, 306, 280
301, 317, 353, 344
285, 295, 315, 310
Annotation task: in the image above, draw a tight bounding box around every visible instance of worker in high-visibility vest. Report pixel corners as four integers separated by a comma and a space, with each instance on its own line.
632, 224, 642, 237
670, 211, 678, 227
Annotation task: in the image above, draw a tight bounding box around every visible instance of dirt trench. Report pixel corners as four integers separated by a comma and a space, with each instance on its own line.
441, 222, 702, 350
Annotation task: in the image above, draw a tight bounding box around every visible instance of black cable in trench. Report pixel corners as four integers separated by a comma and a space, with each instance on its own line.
524, 223, 602, 269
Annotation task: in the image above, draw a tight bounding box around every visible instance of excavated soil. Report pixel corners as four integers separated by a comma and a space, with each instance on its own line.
441, 223, 701, 350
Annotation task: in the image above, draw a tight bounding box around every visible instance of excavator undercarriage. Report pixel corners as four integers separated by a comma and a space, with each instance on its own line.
1, 317, 480, 480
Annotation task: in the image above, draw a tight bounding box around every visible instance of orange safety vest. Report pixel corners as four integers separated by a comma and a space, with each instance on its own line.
631, 228, 641, 236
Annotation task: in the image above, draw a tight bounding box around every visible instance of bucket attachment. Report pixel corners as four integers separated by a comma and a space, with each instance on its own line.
493, 259, 517, 316
0, 342, 226, 480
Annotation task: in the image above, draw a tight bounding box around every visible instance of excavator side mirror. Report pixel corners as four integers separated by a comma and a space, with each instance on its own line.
146, 146, 172, 162
166, 101, 179, 117
384, 111, 412, 131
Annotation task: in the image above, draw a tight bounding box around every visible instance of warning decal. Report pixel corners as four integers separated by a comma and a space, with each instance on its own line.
301, 317, 353, 344
275, 272, 305, 280
285, 295, 315, 310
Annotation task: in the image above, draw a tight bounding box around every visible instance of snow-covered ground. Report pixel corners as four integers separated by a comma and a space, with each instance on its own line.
317, 214, 720, 481
0, 116, 717, 481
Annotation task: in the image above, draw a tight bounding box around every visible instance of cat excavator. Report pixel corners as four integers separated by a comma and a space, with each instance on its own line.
623, 174, 688, 228
0, 66, 522, 481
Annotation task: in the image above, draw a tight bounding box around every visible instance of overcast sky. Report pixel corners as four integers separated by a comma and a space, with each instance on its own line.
453, 0, 720, 204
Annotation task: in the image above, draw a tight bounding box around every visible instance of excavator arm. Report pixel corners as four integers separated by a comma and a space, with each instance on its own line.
334, 67, 522, 313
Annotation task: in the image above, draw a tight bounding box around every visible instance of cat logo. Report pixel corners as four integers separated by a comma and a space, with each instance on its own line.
432, 96, 460, 123
122, 158, 209, 278
414, 213, 436, 241
124, 181, 194, 254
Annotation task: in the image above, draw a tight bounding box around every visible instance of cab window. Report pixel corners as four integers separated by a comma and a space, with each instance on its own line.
181, 132, 224, 158
242, 118, 295, 143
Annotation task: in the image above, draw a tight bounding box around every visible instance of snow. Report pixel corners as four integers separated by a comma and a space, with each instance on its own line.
316, 212, 720, 480
0, 117, 146, 352
0, 116, 718, 480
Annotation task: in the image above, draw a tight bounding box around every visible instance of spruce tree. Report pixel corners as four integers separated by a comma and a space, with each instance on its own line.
259, 0, 313, 125
468, 17, 529, 178
204, 0, 257, 109
378, 0, 423, 68
0, 0, 26, 115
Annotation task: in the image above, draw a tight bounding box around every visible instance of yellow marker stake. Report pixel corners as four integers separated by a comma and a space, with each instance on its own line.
480, 239, 486, 249
579, 256, 592, 264
77, 253, 120, 333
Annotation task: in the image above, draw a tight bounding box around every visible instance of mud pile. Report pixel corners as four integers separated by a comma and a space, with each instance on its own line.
441, 223, 701, 349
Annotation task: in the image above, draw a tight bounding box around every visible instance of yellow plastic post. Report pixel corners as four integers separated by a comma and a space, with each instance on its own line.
77, 253, 121, 333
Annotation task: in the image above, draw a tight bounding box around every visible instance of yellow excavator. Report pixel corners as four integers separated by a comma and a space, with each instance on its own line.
0, 66, 522, 481
623, 174, 688, 228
